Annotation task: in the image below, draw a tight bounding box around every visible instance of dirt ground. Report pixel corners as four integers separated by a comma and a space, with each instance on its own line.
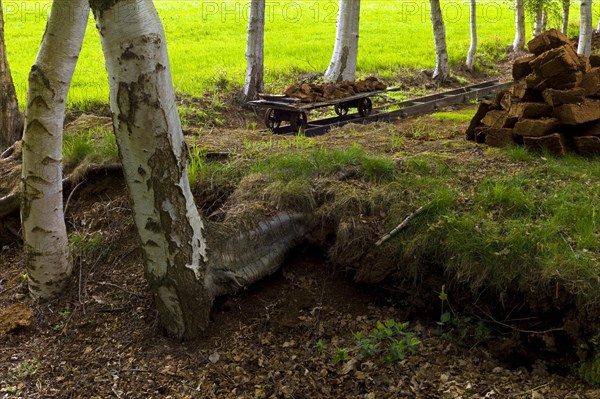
3, 55, 600, 398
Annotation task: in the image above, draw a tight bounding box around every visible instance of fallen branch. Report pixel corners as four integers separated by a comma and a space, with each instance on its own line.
0, 143, 17, 159
0, 163, 122, 218
375, 206, 425, 246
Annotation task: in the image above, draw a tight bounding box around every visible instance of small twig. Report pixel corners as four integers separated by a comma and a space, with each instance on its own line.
474, 304, 564, 335
98, 282, 144, 298
0, 143, 17, 159
0, 282, 21, 296
376, 206, 426, 246
509, 382, 551, 397
64, 180, 86, 215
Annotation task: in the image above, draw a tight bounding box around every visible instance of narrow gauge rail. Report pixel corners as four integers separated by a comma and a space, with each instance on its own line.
247, 80, 512, 137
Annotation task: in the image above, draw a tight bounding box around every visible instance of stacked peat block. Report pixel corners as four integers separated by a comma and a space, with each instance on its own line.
467, 29, 600, 156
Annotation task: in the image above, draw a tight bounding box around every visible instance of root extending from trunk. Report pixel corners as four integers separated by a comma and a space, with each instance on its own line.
1, 163, 123, 219
207, 213, 314, 297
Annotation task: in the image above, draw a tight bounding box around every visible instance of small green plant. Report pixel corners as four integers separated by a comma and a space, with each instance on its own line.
391, 132, 404, 150
407, 123, 442, 140
313, 339, 327, 352
438, 285, 451, 326
9, 358, 41, 380
69, 231, 106, 255
353, 320, 421, 362
332, 347, 350, 365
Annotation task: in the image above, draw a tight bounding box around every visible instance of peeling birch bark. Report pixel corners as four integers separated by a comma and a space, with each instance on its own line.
324, 0, 360, 83
466, 0, 477, 70
429, 0, 449, 82
562, 0, 570, 35
512, 0, 526, 51
21, 0, 89, 299
92, 0, 314, 339
240, 0, 265, 102
578, 0, 593, 56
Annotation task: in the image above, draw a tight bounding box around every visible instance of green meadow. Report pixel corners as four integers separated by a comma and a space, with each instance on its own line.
3, 0, 515, 108
3, 0, 597, 108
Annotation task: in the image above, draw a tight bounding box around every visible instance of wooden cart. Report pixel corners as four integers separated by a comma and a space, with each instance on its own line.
247, 90, 384, 131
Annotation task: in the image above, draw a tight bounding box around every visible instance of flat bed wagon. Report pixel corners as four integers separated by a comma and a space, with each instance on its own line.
247, 90, 383, 131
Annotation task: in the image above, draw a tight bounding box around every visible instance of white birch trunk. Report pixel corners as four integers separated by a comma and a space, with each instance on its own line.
430, 0, 449, 81
92, 0, 212, 339
533, 3, 544, 36
21, 0, 89, 299
562, 0, 570, 34
324, 0, 360, 82
466, 0, 477, 70
578, 0, 593, 55
240, 0, 265, 102
0, 0, 23, 147
512, 0, 526, 51
92, 0, 313, 339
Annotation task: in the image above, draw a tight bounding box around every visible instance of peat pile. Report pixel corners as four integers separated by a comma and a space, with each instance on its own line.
283, 77, 386, 103
467, 29, 600, 156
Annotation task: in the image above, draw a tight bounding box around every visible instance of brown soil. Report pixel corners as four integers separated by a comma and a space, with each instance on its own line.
2, 63, 600, 397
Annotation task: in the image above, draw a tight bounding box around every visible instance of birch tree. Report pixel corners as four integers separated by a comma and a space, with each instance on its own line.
578, 0, 593, 55
90, 0, 311, 339
562, 0, 570, 34
466, 0, 477, 70
512, 0, 526, 51
239, 0, 265, 102
0, 0, 23, 147
430, 0, 449, 81
21, 0, 89, 299
324, 0, 360, 82
533, 2, 544, 36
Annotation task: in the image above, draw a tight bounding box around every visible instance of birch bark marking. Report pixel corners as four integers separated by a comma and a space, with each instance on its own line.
21, 0, 89, 299
578, 0, 593, 56
533, 2, 544, 36
324, 0, 360, 82
240, 0, 265, 102
562, 0, 570, 35
0, 0, 24, 147
430, 0, 449, 82
466, 0, 477, 70
91, 0, 211, 339
512, 0, 525, 51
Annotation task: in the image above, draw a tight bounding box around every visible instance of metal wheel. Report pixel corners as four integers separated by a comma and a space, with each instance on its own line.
358, 98, 373, 117
264, 108, 281, 129
290, 112, 308, 133
334, 103, 348, 116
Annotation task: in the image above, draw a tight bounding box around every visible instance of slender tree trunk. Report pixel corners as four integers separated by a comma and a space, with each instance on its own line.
21, 0, 89, 299
578, 0, 593, 55
324, 0, 360, 82
429, 0, 449, 82
512, 0, 526, 51
541, 10, 548, 31
466, 0, 477, 70
0, 0, 23, 148
562, 0, 570, 34
533, 3, 544, 36
91, 0, 312, 339
239, 0, 264, 102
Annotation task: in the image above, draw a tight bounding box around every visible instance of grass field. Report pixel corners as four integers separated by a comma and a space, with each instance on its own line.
0, 0, 545, 108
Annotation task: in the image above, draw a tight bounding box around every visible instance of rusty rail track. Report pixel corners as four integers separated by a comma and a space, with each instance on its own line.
250, 80, 512, 137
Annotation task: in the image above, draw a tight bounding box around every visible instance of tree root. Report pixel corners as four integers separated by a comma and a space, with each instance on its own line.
0, 163, 123, 218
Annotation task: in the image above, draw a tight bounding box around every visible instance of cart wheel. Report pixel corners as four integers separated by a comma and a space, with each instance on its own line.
358, 98, 373, 117
334, 104, 348, 116
290, 112, 308, 133
264, 109, 281, 129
